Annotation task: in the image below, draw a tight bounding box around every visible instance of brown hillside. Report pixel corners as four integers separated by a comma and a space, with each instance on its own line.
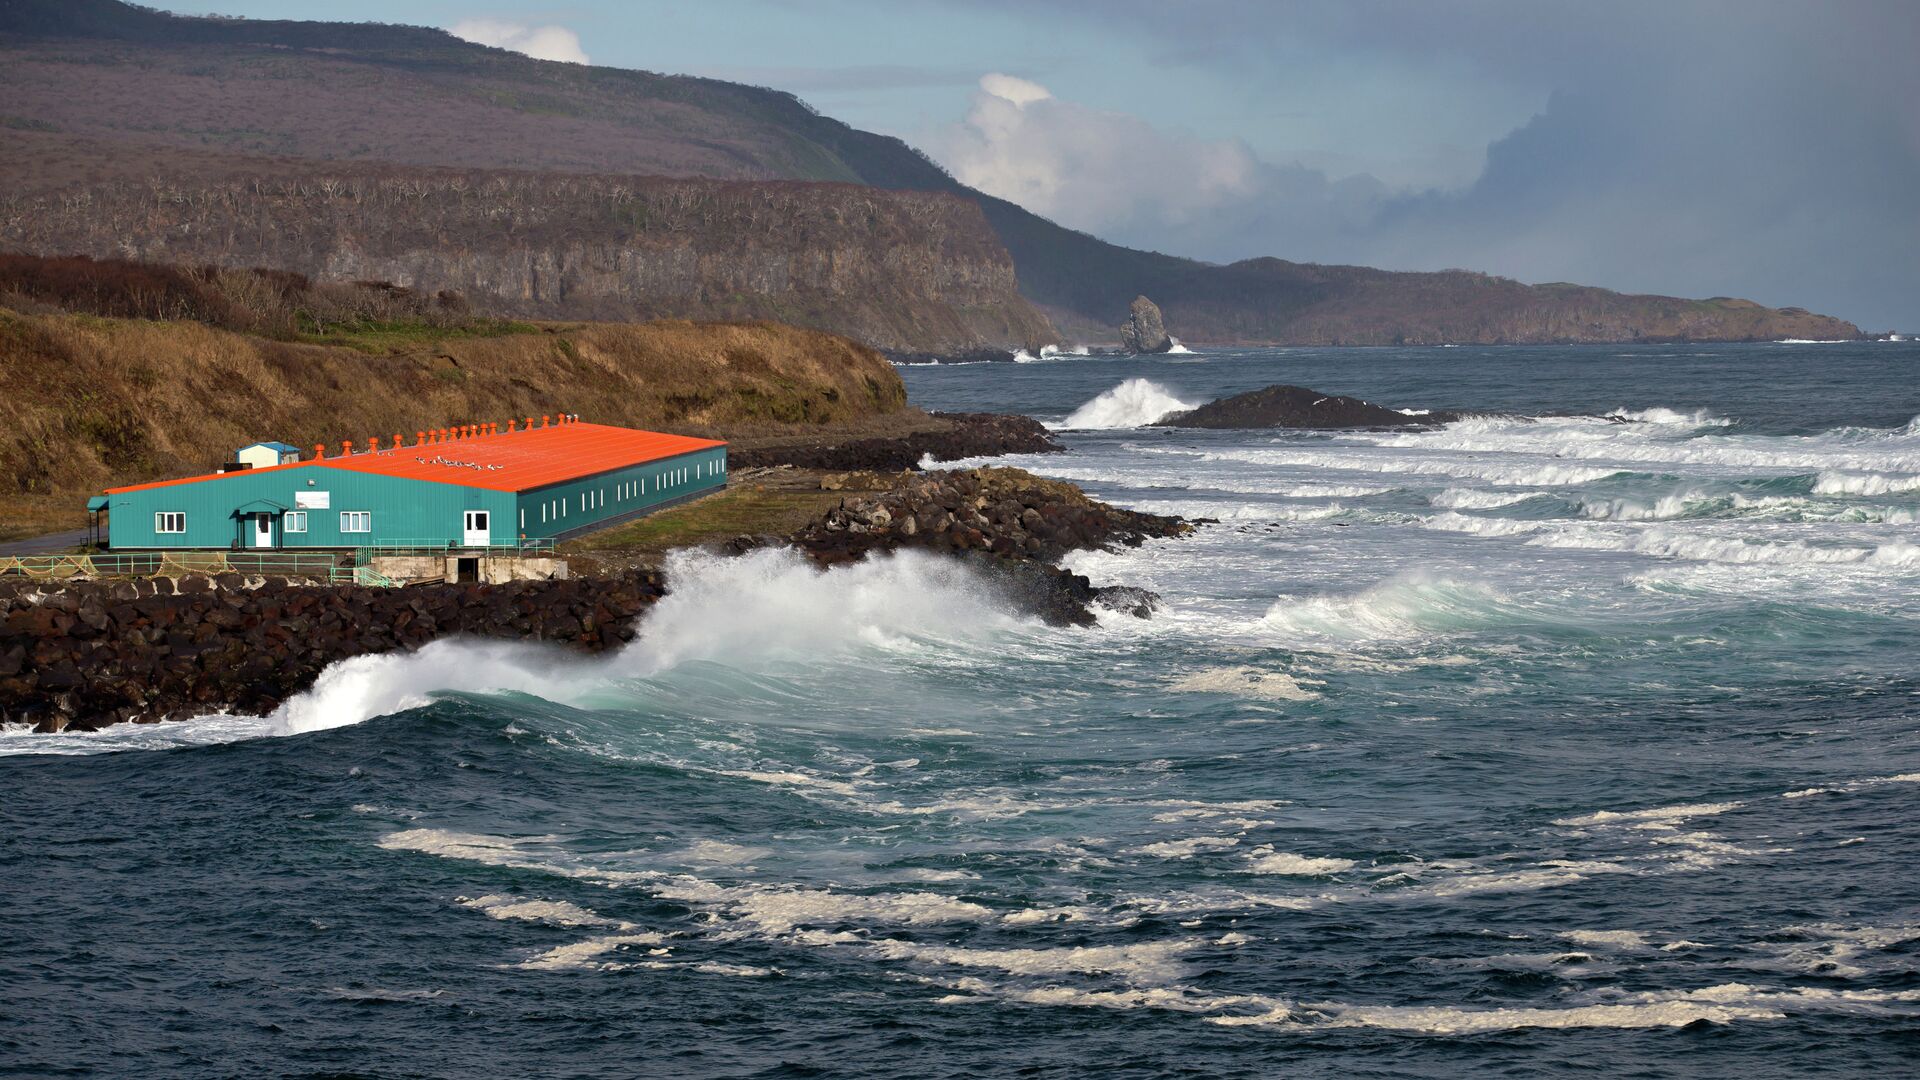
0, 303, 913, 537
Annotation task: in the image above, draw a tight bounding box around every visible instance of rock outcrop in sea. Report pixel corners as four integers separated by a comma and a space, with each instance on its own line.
1119, 296, 1173, 354
773, 468, 1188, 627
1158, 384, 1461, 429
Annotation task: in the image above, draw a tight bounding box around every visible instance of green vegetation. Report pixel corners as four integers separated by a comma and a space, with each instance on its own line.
292, 315, 540, 354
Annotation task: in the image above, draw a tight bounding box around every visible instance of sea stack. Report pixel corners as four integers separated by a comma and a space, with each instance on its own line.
1119, 295, 1174, 354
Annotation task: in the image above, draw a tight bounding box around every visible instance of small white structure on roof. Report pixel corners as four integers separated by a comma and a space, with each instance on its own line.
235, 441, 303, 470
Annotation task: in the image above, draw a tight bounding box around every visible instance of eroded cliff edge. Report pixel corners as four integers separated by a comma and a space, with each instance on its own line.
0, 169, 1059, 354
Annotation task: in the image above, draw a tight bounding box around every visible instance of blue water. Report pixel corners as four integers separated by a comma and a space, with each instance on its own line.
5, 342, 1919, 1078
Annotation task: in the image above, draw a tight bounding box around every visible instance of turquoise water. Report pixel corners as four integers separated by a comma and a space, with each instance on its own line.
4, 342, 1918, 1077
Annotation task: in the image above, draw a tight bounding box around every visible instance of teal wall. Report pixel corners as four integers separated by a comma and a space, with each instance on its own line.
104, 465, 513, 550
515, 447, 728, 540
102, 446, 728, 548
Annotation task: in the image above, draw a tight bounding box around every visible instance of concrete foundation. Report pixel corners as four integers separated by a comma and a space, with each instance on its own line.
369, 554, 568, 585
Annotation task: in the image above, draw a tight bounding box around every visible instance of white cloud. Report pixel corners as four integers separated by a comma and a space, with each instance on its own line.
976, 72, 1052, 107
448, 18, 590, 65
935, 73, 1383, 259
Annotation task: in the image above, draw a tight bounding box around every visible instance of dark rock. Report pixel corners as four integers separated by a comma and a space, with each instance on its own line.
1119, 295, 1173, 354
1091, 586, 1161, 619
0, 569, 671, 734
1157, 384, 1462, 429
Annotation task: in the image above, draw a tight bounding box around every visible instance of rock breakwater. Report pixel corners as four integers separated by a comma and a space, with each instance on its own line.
0, 572, 667, 734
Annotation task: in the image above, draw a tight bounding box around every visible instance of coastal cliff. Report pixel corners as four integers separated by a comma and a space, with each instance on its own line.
0, 171, 1058, 353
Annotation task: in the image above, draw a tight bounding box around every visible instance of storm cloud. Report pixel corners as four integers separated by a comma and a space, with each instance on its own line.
929, 0, 1920, 328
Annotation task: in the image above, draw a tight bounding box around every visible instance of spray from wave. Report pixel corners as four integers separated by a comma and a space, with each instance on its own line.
3, 549, 1022, 756
1165, 338, 1195, 355
1607, 407, 1734, 427
1054, 379, 1198, 429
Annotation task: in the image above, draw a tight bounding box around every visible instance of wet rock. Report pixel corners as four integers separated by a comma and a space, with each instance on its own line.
1091, 586, 1161, 619
782, 466, 1189, 626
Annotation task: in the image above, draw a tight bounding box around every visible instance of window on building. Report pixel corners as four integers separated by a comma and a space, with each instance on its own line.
155, 511, 185, 534
340, 511, 371, 533
285, 511, 307, 533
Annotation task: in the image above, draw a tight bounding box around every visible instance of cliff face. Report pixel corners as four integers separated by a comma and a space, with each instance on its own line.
0, 171, 1056, 353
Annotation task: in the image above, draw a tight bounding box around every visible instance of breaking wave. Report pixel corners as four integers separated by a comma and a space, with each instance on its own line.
1055, 379, 1198, 429
1527, 527, 1920, 567
1607, 406, 1734, 427
1260, 578, 1539, 643
5, 549, 1023, 756
1812, 471, 1920, 496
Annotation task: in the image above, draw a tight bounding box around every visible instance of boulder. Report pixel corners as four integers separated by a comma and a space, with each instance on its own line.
1119, 295, 1173, 354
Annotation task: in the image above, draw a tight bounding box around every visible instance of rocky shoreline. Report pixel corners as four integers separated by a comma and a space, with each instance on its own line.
0, 571, 668, 733
1, 465, 1187, 734
768, 467, 1186, 626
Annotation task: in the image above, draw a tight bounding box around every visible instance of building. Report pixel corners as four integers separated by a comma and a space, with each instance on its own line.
234, 441, 303, 470
93, 416, 728, 551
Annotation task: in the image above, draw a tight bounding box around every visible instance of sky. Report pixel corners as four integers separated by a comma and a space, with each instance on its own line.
163, 1, 1918, 329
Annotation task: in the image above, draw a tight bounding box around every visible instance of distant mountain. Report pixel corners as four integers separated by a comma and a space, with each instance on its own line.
0, 0, 1862, 345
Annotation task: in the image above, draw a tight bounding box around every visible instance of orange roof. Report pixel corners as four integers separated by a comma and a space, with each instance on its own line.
318, 422, 724, 493
105, 458, 323, 495
105, 422, 725, 496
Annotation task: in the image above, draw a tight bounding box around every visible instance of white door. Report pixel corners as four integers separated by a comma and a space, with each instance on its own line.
463, 510, 490, 547
252, 513, 273, 548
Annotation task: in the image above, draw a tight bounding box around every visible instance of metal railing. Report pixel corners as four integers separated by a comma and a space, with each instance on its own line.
0, 551, 357, 582
0, 541, 557, 585
363, 539, 557, 556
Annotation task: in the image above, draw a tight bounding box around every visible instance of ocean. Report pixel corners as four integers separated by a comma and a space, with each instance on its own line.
4, 342, 1918, 1078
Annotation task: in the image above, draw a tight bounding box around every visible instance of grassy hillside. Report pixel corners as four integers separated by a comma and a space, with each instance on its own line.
0, 297, 912, 538
0, 0, 1863, 345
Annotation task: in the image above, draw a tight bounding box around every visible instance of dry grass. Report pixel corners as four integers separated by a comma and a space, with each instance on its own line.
0, 494, 85, 543
0, 307, 909, 508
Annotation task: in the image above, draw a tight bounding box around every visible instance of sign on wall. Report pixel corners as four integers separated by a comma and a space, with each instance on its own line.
295, 491, 331, 509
